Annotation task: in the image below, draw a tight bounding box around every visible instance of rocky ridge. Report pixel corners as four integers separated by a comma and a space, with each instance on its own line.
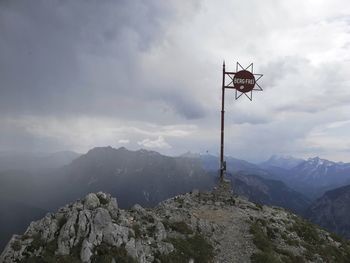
2, 183, 350, 263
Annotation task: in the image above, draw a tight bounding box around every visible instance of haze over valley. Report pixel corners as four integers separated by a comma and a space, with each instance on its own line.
2, 0, 350, 261
2, 147, 350, 252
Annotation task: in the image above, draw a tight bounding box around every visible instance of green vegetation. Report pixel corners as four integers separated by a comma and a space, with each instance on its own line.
250, 220, 279, 262
156, 219, 213, 262
20, 238, 137, 263
266, 226, 277, 240
330, 232, 345, 243
250, 219, 305, 263
174, 197, 184, 205
147, 225, 157, 236
284, 236, 299, 246
57, 216, 67, 229
97, 195, 109, 205
91, 242, 136, 263
274, 248, 305, 263
289, 218, 320, 244
20, 238, 81, 263
252, 203, 263, 211
26, 234, 45, 253
11, 240, 21, 251
251, 252, 280, 263
157, 234, 214, 263
162, 220, 193, 235
290, 218, 350, 263
21, 254, 81, 263
21, 234, 29, 241
174, 197, 186, 208
132, 223, 142, 238
143, 213, 155, 223
249, 216, 350, 263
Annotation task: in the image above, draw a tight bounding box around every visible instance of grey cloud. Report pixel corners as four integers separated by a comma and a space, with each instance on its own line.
159, 91, 206, 120
229, 110, 271, 125
2, 0, 350, 162
276, 94, 350, 114
0, 0, 179, 117
0, 0, 206, 123
0, 122, 65, 152
260, 57, 306, 89
259, 56, 350, 115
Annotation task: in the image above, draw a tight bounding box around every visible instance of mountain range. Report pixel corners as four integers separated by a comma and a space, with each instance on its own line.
51, 146, 214, 209
257, 156, 350, 199
260, 154, 304, 169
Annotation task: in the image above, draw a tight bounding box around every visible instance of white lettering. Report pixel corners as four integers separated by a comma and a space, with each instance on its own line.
234, 78, 255, 85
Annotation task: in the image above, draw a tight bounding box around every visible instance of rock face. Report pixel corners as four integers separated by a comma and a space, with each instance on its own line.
307, 184, 350, 239
2, 187, 350, 263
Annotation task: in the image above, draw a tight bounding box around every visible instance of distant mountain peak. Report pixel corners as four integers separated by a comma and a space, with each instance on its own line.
180, 151, 201, 158
307, 156, 322, 161
117, 146, 128, 151
305, 156, 335, 167
269, 154, 296, 160
260, 155, 304, 169
86, 146, 163, 157
137, 148, 161, 156
86, 146, 116, 153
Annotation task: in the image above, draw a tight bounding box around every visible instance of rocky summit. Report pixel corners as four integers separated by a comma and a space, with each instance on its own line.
2, 183, 350, 263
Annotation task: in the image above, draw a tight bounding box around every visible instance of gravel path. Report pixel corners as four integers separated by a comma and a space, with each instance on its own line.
193, 202, 255, 263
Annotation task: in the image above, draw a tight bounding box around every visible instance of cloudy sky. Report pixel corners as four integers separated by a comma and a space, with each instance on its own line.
1, 0, 350, 162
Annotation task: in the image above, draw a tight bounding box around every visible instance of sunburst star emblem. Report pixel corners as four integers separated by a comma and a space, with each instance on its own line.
224, 62, 263, 101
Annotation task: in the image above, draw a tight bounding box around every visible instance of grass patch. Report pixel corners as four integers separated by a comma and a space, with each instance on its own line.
163, 220, 193, 235
20, 238, 81, 263
251, 251, 280, 263
97, 195, 109, 205
91, 242, 136, 263
330, 232, 345, 243
175, 197, 184, 205
11, 240, 22, 251
289, 218, 321, 244
285, 237, 299, 246
147, 225, 157, 236
26, 234, 45, 253
250, 219, 300, 263
57, 216, 67, 229
250, 220, 273, 252
143, 214, 155, 223
288, 218, 350, 262
157, 234, 214, 263
132, 223, 142, 238
319, 244, 350, 263
254, 203, 263, 210
266, 227, 277, 240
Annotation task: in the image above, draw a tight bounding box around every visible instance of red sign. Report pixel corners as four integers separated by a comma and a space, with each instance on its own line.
233, 70, 256, 93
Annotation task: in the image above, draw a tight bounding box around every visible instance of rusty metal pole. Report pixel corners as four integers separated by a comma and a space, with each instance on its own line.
220, 61, 225, 182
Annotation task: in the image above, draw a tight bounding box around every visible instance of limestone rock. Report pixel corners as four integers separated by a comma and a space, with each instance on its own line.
84, 193, 100, 210
2, 190, 350, 263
